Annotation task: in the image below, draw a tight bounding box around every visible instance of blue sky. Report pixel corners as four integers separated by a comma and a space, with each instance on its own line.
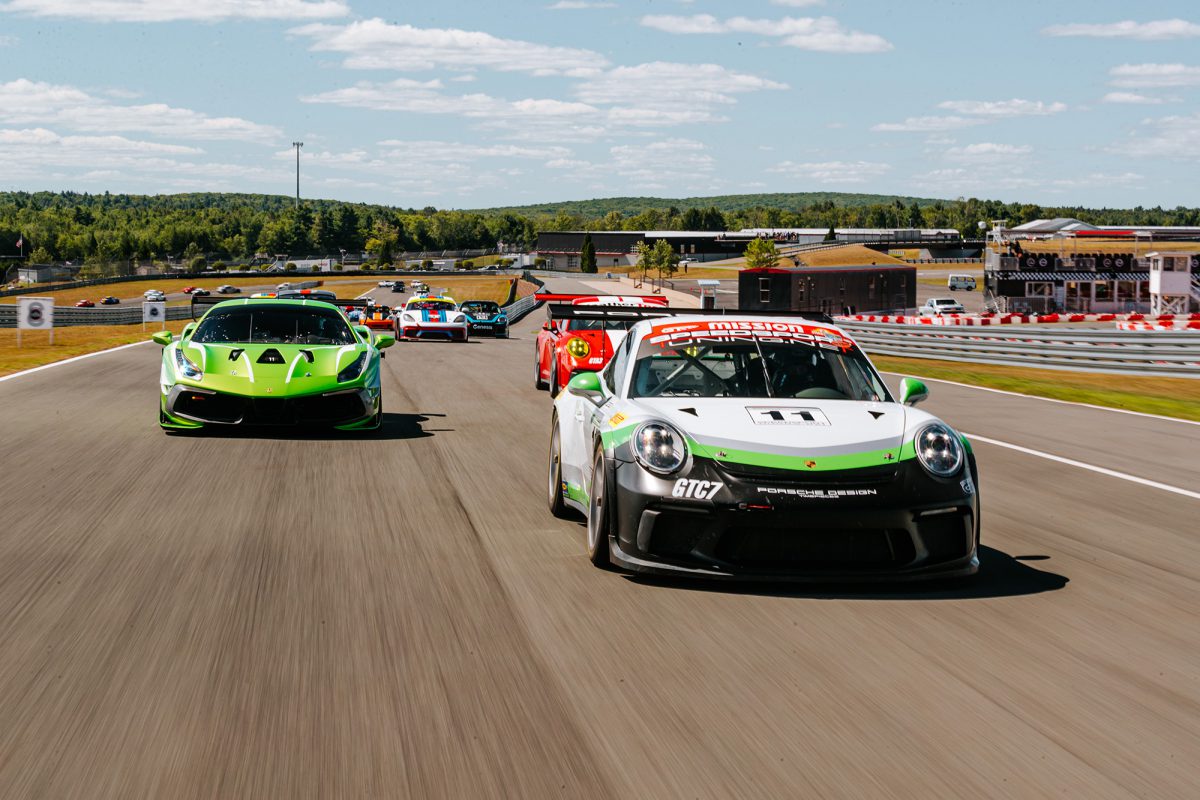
1, 0, 1198, 209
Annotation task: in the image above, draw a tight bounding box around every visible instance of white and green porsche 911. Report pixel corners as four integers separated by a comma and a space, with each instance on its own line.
546, 308, 980, 581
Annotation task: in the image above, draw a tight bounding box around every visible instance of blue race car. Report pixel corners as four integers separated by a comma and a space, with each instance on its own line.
459, 300, 509, 338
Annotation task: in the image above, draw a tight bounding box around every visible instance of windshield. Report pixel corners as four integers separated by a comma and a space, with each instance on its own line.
461, 301, 500, 315
568, 318, 634, 332
193, 306, 357, 345
407, 300, 456, 312
630, 331, 887, 401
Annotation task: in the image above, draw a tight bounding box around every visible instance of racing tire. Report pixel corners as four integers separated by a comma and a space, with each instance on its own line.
535, 351, 548, 390
547, 417, 574, 519
549, 361, 561, 397
586, 443, 611, 568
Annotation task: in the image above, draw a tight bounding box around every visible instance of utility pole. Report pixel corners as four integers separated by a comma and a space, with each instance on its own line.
292, 141, 304, 207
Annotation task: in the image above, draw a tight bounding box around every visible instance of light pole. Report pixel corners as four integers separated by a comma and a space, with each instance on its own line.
292, 141, 304, 207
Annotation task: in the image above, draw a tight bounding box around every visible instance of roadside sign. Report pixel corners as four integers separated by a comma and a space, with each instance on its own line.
16, 296, 54, 346
142, 301, 166, 325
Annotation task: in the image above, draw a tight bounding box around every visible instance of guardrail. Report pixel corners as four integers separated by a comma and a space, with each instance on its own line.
838, 320, 1200, 378
0, 304, 194, 327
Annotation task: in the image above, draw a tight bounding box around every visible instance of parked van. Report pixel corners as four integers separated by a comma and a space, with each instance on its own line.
947, 274, 977, 291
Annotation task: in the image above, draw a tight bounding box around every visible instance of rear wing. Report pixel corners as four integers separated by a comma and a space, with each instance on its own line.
545, 303, 832, 324
190, 294, 373, 319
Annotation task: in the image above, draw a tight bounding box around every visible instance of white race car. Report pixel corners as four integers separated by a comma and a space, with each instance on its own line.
394, 294, 468, 342
547, 309, 980, 581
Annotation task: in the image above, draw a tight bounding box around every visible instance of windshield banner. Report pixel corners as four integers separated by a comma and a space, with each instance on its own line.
645, 319, 854, 351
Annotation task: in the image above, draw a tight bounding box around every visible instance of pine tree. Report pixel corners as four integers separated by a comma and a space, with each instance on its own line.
580, 232, 597, 273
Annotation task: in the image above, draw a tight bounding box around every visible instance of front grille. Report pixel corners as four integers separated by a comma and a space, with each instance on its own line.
174, 391, 245, 423
174, 390, 365, 426
714, 527, 914, 570
647, 512, 705, 558
716, 461, 900, 485
916, 511, 972, 563
291, 392, 366, 423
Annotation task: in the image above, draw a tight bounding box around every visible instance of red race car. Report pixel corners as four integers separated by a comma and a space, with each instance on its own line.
181, 286, 196, 294
362, 304, 394, 330
74, 299, 95, 308
533, 294, 668, 395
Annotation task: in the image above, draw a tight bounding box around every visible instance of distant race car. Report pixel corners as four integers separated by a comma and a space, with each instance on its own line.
547, 306, 980, 581
181, 286, 197, 294
534, 294, 669, 395
153, 296, 393, 432
460, 300, 508, 337
362, 304, 394, 331
144, 289, 166, 301
100, 296, 120, 305
377, 280, 392, 288
391, 281, 407, 293
75, 299, 95, 308
394, 295, 468, 341
191, 288, 211, 297
216, 284, 242, 294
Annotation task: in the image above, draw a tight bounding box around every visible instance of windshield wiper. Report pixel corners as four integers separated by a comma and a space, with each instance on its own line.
750, 336, 774, 398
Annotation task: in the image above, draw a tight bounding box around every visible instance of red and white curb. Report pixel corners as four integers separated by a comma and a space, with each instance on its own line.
1116, 320, 1200, 331
838, 312, 1200, 327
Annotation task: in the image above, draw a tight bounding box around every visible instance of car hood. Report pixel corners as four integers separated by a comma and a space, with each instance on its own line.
628, 397, 909, 470
177, 341, 369, 395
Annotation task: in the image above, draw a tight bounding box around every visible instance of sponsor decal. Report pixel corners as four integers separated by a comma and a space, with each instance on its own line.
757, 487, 879, 499
645, 320, 854, 351
589, 357, 603, 364
746, 407, 831, 426
672, 479, 722, 500
960, 477, 975, 495
609, 412, 626, 427
804, 460, 817, 469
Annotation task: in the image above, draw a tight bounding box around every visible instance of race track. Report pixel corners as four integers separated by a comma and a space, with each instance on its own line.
1, 278, 1197, 798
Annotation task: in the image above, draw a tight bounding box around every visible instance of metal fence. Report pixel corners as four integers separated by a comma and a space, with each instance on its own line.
0, 304, 195, 327
839, 321, 1200, 378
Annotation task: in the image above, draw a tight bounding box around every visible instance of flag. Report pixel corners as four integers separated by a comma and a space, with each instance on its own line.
15, 237, 22, 249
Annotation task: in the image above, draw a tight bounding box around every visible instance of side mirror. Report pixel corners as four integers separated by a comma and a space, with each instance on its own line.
151, 331, 173, 346
567, 371, 605, 404
181, 323, 196, 339
542, 321, 554, 332
900, 377, 929, 406
353, 325, 372, 340
374, 333, 395, 350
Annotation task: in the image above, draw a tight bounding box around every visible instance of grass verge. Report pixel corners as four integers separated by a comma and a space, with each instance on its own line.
871, 354, 1200, 422
0, 320, 189, 377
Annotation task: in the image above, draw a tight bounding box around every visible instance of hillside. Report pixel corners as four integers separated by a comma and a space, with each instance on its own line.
471, 192, 949, 218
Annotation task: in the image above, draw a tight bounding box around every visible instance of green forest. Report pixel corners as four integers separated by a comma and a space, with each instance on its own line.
2, 190, 1199, 272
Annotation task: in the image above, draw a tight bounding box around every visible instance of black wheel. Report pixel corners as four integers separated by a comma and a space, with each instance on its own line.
549, 361, 561, 397
586, 444, 611, 568
535, 351, 548, 390
547, 417, 573, 519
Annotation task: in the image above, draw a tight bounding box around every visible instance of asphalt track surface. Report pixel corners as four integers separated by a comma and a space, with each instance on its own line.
1, 279, 1197, 798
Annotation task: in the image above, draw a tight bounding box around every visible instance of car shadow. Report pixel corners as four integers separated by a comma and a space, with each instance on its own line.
622, 546, 1068, 600
168, 412, 436, 441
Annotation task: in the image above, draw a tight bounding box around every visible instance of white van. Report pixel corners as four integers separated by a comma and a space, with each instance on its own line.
947, 274, 976, 291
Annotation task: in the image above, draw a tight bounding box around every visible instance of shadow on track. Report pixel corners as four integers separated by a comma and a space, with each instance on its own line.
165, 412, 436, 441
623, 546, 1068, 601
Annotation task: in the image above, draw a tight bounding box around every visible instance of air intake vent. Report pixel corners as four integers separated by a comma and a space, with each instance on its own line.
257, 349, 285, 364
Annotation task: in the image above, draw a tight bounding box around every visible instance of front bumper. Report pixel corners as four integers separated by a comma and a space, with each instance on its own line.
161, 384, 378, 429
607, 457, 979, 582
467, 319, 508, 336
399, 325, 467, 341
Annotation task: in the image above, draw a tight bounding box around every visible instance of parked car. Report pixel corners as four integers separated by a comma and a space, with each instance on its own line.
920, 298, 966, 316
947, 274, 977, 291
75, 299, 95, 308
100, 296, 120, 305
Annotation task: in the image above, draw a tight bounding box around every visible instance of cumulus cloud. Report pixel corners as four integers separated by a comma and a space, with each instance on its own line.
937, 99, 1067, 117
1043, 19, 1200, 40
1117, 112, 1200, 158
0, 0, 347, 22
0, 78, 280, 142
767, 160, 890, 184
291, 18, 609, 76
640, 14, 892, 53
872, 116, 987, 132
1109, 63, 1200, 88
1102, 91, 1168, 104
945, 143, 1033, 163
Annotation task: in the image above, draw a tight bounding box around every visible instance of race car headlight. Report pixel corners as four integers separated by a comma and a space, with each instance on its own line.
338, 351, 368, 383
632, 421, 688, 475
174, 347, 202, 380
914, 423, 964, 477
402, 313, 416, 323
565, 337, 590, 359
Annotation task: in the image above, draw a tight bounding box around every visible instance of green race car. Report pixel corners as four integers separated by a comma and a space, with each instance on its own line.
152, 297, 394, 433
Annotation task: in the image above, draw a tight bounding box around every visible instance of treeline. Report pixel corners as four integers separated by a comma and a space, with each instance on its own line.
2, 190, 1199, 268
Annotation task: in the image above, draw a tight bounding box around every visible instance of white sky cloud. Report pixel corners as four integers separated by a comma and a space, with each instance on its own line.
937, 99, 1067, 117
767, 160, 890, 184
1102, 91, 1168, 104
291, 18, 609, 76
1117, 113, 1200, 158
0, 0, 347, 22
1043, 19, 1200, 40
640, 14, 892, 53
547, 1, 616, 8
872, 116, 987, 132
945, 143, 1033, 163
1109, 63, 1200, 88
771, 0, 824, 6
0, 78, 280, 142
